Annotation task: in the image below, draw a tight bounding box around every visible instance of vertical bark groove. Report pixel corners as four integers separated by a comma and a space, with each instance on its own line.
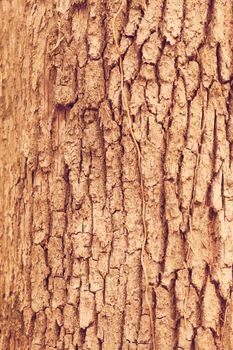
112, 1, 155, 348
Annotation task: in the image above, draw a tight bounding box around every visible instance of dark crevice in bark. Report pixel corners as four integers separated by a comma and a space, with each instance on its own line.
190, 327, 197, 350
154, 39, 166, 102
205, 0, 215, 39
160, 219, 169, 274
199, 264, 210, 326
213, 109, 218, 174
159, 0, 168, 40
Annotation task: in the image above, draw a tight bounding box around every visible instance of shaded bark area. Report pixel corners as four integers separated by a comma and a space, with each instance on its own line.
1, 0, 233, 349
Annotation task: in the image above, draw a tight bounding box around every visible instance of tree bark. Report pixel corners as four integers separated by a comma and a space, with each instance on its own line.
0, 1, 233, 349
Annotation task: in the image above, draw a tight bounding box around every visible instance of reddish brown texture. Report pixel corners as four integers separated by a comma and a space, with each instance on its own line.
0, 0, 233, 349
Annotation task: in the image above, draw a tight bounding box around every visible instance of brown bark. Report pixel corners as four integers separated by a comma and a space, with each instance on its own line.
0, 1, 233, 349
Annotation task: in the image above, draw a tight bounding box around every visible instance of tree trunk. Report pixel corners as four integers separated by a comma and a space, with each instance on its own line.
0, 1, 233, 349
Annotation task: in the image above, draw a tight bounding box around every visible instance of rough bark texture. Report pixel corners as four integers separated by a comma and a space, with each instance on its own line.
1, 1, 233, 349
